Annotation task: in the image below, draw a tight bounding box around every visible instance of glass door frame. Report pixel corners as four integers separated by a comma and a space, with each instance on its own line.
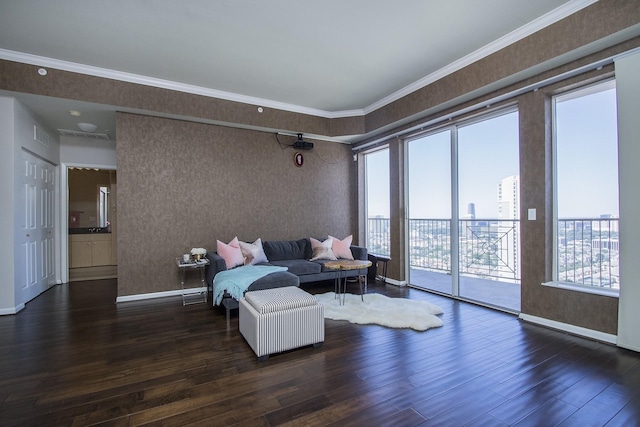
404, 106, 520, 306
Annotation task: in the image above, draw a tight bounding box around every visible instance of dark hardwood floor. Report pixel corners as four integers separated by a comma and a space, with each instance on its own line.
1, 279, 639, 426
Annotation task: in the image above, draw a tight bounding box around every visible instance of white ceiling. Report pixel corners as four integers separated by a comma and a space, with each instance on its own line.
0, 0, 593, 139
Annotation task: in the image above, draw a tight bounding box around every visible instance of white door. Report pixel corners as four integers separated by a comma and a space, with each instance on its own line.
17, 150, 56, 304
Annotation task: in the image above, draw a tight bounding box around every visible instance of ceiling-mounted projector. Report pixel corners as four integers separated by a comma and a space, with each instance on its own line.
293, 133, 314, 150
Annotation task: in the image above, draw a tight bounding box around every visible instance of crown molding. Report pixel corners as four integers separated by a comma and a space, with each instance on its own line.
362, 0, 598, 114
0, 0, 596, 120
0, 48, 362, 119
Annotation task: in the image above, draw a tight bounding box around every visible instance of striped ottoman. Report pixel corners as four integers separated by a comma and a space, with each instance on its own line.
239, 286, 324, 361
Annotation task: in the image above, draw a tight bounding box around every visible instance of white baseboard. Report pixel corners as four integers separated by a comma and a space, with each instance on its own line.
116, 287, 207, 303
378, 277, 407, 287
617, 341, 640, 352
519, 313, 617, 345
0, 303, 25, 315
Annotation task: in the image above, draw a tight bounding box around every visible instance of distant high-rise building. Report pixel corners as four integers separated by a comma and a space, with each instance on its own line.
497, 175, 520, 279
498, 175, 520, 219
600, 213, 619, 232
462, 202, 476, 222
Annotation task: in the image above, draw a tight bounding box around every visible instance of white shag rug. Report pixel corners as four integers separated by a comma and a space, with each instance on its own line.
314, 292, 444, 331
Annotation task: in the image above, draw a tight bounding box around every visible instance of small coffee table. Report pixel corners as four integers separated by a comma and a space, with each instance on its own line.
369, 253, 391, 283
324, 259, 372, 305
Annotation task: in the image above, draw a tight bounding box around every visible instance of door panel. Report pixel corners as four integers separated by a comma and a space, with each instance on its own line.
18, 150, 56, 304
407, 130, 452, 294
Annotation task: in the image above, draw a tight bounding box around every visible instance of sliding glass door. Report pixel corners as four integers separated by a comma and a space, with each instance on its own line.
407, 130, 452, 295
457, 112, 520, 311
406, 109, 521, 312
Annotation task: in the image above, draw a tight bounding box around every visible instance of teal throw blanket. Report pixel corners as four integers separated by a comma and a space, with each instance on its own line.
213, 265, 288, 305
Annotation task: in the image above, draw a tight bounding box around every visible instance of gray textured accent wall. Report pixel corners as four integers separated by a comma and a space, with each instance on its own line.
116, 113, 356, 297
518, 89, 619, 334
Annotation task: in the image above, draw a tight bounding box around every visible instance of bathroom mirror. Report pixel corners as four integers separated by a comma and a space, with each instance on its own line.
68, 168, 114, 232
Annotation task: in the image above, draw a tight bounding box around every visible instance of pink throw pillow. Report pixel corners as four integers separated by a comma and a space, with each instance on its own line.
329, 235, 354, 260
217, 236, 244, 269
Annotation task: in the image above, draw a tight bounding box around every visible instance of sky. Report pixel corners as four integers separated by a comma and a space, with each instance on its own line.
366, 82, 619, 219
555, 84, 619, 218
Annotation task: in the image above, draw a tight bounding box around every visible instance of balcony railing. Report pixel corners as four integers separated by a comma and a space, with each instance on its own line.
410, 219, 520, 283
557, 218, 619, 289
367, 217, 391, 257
368, 218, 520, 282
368, 217, 620, 289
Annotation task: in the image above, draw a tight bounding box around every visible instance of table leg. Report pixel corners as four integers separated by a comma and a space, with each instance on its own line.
340, 270, 347, 306
181, 268, 186, 306
200, 267, 207, 303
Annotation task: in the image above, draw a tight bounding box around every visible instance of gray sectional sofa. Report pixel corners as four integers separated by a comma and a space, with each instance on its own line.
205, 238, 368, 323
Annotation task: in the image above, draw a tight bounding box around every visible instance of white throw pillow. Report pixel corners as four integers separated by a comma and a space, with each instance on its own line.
239, 238, 269, 265
310, 237, 337, 261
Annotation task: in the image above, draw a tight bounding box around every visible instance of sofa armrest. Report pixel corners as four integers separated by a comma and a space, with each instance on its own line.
205, 252, 227, 288
350, 245, 368, 261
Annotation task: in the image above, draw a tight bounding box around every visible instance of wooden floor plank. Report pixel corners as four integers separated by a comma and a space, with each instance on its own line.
1, 279, 639, 426
489, 378, 569, 424
557, 382, 637, 427
603, 397, 640, 427
513, 397, 578, 427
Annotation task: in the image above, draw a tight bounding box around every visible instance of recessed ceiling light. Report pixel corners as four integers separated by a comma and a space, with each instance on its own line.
69, 110, 81, 117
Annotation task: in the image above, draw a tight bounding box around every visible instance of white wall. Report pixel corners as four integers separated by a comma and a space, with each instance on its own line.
615, 51, 640, 352
0, 98, 16, 312
14, 101, 60, 165
0, 97, 60, 314
60, 136, 116, 167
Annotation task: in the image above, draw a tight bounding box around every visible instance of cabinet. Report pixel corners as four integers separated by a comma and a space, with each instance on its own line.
69, 234, 113, 268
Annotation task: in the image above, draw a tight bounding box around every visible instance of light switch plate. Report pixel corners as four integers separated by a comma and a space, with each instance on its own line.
528, 208, 536, 221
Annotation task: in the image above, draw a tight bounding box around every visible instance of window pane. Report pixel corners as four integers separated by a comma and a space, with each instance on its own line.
407, 130, 452, 295
408, 130, 451, 218
457, 111, 521, 312
458, 111, 520, 220
554, 81, 619, 289
556, 82, 619, 218
365, 148, 390, 256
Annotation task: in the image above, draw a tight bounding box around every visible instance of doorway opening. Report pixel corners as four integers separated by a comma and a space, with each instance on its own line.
67, 168, 117, 282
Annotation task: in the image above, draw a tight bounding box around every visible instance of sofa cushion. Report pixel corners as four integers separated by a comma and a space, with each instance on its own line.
246, 271, 300, 291
311, 259, 342, 272
269, 259, 322, 276
263, 239, 311, 261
